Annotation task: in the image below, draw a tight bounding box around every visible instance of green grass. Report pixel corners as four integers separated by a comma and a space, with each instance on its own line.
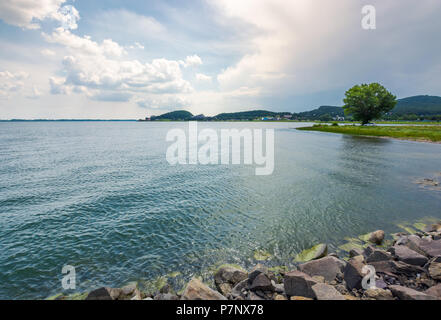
297, 125, 441, 142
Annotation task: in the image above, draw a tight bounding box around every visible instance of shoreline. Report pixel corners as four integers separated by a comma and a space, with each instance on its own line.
49, 219, 441, 301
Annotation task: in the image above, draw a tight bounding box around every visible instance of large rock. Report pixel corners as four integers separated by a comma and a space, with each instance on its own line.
425, 283, 441, 298
295, 243, 328, 262
249, 273, 273, 292
311, 283, 345, 300
366, 249, 392, 263
247, 264, 268, 283
181, 278, 227, 300
230, 279, 248, 299
389, 285, 439, 300
215, 265, 247, 286
406, 236, 441, 258
85, 287, 114, 300
214, 265, 247, 295
388, 245, 428, 266
363, 288, 394, 300
344, 256, 365, 290
298, 256, 345, 282
283, 271, 317, 298
370, 260, 425, 278
369, 230, 385, 245
428, 256, 441, 280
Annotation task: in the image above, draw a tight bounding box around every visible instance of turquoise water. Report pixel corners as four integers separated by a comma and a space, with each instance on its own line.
0, 121, 440, 299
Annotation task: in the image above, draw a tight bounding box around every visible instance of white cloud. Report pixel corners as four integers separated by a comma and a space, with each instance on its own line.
136, 96, 190, 110
0, 1, 79, 30
180, 55, 203, 68
43, 28, 193, 101
41, 49, 56, 57
27, 86, 42, 99
0, 70, 29, 98
196, 73, 212, 82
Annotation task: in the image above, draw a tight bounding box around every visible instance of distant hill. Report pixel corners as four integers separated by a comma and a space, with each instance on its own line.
214, 110, 290, 121
392, 95, 441, 115
295, 106, 343, 119
151, 110, 193, 121
146, 95, 441, 121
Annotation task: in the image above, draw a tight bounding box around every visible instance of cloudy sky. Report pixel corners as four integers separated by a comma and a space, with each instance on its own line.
0, 0, 440, 119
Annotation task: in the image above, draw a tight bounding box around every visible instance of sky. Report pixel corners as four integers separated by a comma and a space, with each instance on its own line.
0, 0, 440, 119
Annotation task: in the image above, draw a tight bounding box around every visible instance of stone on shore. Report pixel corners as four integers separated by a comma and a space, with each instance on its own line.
294, 243, 328, 262
249, 273, 273, 292
349, 248, 363, 258
406, 235, 441, 258
425, 284, 441, 298
428, 256, 441, 280
311, 283, 345, 300
369, 230, 385, 245
388, 245, 429, 266
298, 256, 345, 282
214, 265, 248, 295
181, 278, 227, 300
366, 248, 392, 263
343, 255, 366, 290
85, 287, 114, 300
283, 270, 317, 298
389, 285, 439, 300
363, 288, 394, 300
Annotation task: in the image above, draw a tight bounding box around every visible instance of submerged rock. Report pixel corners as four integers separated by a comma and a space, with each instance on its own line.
181, 278, 227, 300
295, 243, 328, 262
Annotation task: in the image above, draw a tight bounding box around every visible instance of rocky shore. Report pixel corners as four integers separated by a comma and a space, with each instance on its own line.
53, 221, 441, 301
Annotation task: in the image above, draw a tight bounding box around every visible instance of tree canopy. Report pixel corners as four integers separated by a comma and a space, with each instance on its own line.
343, 83, 397, 125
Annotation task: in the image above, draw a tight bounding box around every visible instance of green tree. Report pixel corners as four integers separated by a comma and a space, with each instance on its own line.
343, 83, 397, 125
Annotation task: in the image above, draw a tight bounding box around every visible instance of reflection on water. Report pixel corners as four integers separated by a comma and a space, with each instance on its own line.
0, 121, 440, 299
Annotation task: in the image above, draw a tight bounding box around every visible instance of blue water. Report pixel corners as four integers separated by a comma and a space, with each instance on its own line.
0, 121, 440, 299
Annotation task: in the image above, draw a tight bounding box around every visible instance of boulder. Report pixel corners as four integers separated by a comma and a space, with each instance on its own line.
388, 245, 428, 266
369, 230, 385, 245
363, 288, 394, 300
311, 283, 345, 300
283, 270, 317, 298
425, 283, 441, 298
370, 260, 425, 278
295, 243, 328, 262
274, 294, 287, 300
349, 248, 363, 258
230, 279, 248, 298
248, 264, 268, 283
428, 256, 441, 280
215, 265, 247, 287
298, 256, 345, 282
249, 273, 273, 292
121, 283, 137, 296
85, 287, 114, 300
181, 278, 227, 300
290, 296, 313, 300
406, 236, 441, 258
366, 249, 392, 263
154, 293, 179, 300
389, 285, 438, 300
343, 256, 365, 290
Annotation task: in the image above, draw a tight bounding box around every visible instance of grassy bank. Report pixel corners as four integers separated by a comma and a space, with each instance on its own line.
297, 124, 441, 143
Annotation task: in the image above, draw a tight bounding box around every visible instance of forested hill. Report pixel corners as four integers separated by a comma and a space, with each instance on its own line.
392, 95, 441, 115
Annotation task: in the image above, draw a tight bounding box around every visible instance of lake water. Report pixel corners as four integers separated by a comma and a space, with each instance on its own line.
0, 121, 440, 299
